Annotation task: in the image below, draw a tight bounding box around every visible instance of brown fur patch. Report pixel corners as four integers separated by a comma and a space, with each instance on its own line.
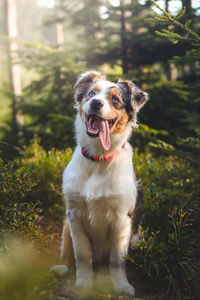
105, 89, 129, 134
74, 71, 105, 103
79, 101, 83, 116
111, 110, 129, 134
110, 88, 122, 99
91, 84, 101, 94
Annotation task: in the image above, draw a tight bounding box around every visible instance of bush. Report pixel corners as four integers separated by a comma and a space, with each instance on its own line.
1, 135, 199, 298
0, 158, 41, 240
20, 44, 83, 151
0, 239, 59, 300
129, 151, 200, 298
21, 136, 72, 224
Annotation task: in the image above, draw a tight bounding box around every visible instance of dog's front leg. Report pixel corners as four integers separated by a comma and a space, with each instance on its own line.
109, 216, 135, 297
69, 213, 93, 288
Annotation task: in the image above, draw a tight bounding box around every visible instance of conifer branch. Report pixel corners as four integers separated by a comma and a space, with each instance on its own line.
151, 0, 200, 42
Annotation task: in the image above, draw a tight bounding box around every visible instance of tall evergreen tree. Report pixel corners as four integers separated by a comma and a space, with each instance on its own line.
20, 44, 83, 149
149, 0, 200, 153
3, 0, 24, 141
120, 0, 129, 73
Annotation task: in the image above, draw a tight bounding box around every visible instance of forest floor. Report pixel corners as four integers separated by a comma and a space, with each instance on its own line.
41, 221, 167, 300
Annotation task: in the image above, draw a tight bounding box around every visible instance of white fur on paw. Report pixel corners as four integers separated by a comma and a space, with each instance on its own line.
114, 282, 135, 297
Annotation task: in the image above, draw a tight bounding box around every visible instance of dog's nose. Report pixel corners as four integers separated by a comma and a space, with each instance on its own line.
90, 99, 103, 111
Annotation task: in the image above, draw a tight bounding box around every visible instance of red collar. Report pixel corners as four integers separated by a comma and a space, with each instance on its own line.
81, 143, 126, 162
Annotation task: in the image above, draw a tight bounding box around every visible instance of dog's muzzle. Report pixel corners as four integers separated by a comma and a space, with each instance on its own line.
90, 99, 103, 112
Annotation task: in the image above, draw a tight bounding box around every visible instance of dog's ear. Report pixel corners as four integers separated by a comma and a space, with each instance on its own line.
118, 79, 148, 116
74, 71, 105, 103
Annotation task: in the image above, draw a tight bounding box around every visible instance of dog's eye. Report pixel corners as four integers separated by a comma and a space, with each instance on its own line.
112, 96, 119, 104
89, 91, 95, 97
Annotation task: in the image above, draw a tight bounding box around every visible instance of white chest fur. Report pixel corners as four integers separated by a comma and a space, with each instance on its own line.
62, 143, 137, 217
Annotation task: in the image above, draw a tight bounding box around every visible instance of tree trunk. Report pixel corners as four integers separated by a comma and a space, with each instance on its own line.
181, 0, 193, 76
182, 0, 192, 16
55, 0, 64, 49
170, 63, 178, 81
120, 0, 129, 74
56, 22, 64, 48
165, 0, 169, 12
167, 0, 177, 80
4, 0, 24, 138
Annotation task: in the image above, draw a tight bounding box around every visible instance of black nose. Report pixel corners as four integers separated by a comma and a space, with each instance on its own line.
90, 99, 103, 111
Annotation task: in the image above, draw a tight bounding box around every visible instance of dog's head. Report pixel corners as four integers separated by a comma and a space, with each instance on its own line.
74, 71, 148, 151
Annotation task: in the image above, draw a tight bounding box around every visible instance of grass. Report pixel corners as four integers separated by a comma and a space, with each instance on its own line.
0, 137, 199, 299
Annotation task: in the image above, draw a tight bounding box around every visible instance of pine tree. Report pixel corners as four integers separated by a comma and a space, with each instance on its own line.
19, 44, 83, 149
3, 0, 24, 141
150, 0, 200, 160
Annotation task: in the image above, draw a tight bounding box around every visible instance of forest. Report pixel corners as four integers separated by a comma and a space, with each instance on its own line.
0, 0, 200, 299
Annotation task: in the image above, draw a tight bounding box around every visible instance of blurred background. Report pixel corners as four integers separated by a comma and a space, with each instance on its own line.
0, 1, 200, 299
0, 0, 199, 154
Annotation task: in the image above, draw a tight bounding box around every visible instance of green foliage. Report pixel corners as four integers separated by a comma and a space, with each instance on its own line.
138, 80, 190, 147
131, 123, 169, 153
151, 0, 200, 43
21, 136, 72, 224
1, 137, 200, 298
19, 43, 84, 150
0, 1, 200, 298
130, 151, 200, 297
100, 0, 181, 72
127, 4, 200, 297
0, 239, 59, 300
147, 1, 200, 163
0, 158, 41, 239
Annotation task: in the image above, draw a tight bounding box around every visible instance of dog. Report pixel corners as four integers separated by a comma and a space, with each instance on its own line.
61, 71, 148, 296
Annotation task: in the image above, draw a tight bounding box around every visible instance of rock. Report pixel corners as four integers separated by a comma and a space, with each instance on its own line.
57, 283, 82, 300
50, 265, 69, 278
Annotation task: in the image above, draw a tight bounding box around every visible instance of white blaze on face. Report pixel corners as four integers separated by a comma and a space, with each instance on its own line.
82, 80, 116, 118
82, 80, 117, 151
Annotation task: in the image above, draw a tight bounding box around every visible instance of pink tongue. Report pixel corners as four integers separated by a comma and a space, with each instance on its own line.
99, 119, 111, 151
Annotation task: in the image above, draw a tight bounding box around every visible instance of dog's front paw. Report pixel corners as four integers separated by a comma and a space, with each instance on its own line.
114, 282, 135, 297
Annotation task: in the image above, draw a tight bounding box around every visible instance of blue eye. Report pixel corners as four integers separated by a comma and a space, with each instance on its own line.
89, 91, 95, 97
112, 96, 119, 104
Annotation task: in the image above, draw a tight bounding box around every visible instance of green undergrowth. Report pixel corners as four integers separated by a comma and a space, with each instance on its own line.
129, 151, 200, 298
0, 158, 41, 241
0, 137, 199, 299
20, 136, 72, 225
0, 239, 60, 300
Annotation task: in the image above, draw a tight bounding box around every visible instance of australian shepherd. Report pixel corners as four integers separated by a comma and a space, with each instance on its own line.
61, 71, 148, 296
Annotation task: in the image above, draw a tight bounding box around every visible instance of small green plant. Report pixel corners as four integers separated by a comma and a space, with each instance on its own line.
151, 0, 200, 43
0, 158, 42, 240
0, 239, 60, 300
130, 151, 200, 297
21, 136, 72, 224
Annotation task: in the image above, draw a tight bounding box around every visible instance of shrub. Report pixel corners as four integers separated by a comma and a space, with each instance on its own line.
0, 239, 59, 300
129, 151, 200, 298
21, 136, 72, 224
0, 158, 41, 240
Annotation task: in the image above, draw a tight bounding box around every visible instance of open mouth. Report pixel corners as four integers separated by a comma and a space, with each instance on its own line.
85, 114, 116, 151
